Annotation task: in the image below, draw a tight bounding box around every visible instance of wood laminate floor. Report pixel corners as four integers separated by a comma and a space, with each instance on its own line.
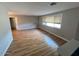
5, 29, 65, 56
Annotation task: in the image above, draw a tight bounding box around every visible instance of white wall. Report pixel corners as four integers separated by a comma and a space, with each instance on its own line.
39, 7, 79, 41
11, 15, 39, 30
75, 21, 79, 41
0, 4, 13, 56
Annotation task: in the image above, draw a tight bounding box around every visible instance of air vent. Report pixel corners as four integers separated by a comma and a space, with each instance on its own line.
50, 2, 56, 6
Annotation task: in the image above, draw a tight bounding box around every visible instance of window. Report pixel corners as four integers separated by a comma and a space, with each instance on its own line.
42, 14, 62, 29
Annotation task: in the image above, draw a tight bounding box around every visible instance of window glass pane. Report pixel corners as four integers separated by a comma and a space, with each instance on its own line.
45, 16, 54, 23
54, 15, 62, 24
43, 22, 46, 25
54, 24, 61, 28
50, 16, 54, 23
46, 23, 55, 27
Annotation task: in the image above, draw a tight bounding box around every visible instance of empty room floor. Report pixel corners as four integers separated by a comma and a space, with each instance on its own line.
5, 29, 66, 56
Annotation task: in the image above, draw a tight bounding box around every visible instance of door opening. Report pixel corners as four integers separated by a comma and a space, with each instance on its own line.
9, 17, 16, 30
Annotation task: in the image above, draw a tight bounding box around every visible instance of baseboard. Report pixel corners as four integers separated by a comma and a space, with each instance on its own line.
38, 27, 69, 42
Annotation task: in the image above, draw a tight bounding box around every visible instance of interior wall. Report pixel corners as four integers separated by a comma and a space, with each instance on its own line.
11, 15, 39, 30
75, 21, 79, 41
39, 7, 79, 41
0, 4, 13, 55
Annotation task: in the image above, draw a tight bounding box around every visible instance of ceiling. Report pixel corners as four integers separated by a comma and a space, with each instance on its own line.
2, 2, 79, 16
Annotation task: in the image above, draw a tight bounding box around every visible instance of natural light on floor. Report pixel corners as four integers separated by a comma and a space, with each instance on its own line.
43, 34, 58, 48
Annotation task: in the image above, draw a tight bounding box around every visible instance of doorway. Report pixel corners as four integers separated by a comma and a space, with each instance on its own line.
9, 17, 16, 30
